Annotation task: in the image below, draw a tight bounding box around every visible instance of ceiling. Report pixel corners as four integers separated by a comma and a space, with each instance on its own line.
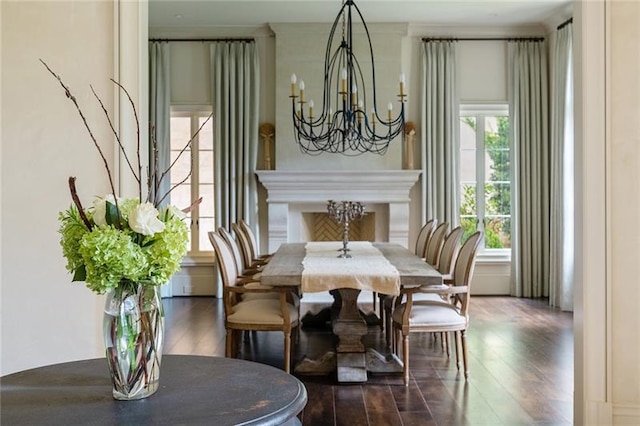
149, 0, 571, 29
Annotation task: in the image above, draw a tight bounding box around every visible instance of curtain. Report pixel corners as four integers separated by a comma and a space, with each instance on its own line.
421, 40, 459, 226
508, 40, 550, 298
149, 41, 171, 206
211, 41, 260, 232
549, 24, 574, 310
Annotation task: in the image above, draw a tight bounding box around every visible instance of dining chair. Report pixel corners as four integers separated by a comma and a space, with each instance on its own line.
392, 231, 483, 385
218, 227, 262, 280
239, 220, 273, 263
232, 222, 269, 271
415, 219, 437, 258
209, 231, 299, 373
437, 226, 464, 283
424, 221, 449, 266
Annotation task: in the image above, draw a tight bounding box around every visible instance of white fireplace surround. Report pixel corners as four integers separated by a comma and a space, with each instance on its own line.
256, 170, 421, 252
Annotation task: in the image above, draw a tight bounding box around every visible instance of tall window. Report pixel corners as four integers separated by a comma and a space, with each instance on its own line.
170, 107, 214, 254
459, 104, 511, 251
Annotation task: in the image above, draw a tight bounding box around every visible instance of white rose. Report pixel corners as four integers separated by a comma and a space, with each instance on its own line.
92, 194, 117, 227
129, 202, 166, 236
167, 205, 187, 220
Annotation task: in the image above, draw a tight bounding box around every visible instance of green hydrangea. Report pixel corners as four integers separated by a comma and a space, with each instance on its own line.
59, 206, 90, 275
143, 208, 189, 285
59, 199, 189, 294
78, 226, 149, 294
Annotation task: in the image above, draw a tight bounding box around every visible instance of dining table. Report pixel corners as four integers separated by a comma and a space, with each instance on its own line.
260, 241, 442, 382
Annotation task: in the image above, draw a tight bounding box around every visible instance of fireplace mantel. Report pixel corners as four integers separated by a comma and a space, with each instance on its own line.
256, 170, 421, 251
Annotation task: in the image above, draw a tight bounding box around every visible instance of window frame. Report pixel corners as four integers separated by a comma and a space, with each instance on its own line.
170, 105, 215, 263
459, 103, 511, 261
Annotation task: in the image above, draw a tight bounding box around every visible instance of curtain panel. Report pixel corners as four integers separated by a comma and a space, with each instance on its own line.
508, 40, 551, 298
421, 40, 460, 226
210, 41, 260, 232
149, 41, 171, 206
549, 23, 574, 311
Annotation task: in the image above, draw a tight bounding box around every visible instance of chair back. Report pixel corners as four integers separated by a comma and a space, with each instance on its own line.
452, 231, 483, 315
415, 219, 437, 257
218, 227, 245, 274
209, 231, 241, 314
232, 222, 253, 268
437, 226, 464, 277
424, 222, 449, 266
239, 220, 260, 260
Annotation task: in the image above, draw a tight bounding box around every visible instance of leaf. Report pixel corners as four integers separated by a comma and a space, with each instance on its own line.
72, 265, 87, 282
105, 201, 121, 227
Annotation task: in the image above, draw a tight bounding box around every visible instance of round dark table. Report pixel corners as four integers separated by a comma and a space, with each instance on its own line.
0, 355, 307, 425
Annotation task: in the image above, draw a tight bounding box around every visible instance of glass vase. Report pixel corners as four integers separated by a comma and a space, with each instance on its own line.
103, 282, 164, 400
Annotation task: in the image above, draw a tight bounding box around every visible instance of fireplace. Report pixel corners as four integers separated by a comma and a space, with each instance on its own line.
256, 170, 421, 252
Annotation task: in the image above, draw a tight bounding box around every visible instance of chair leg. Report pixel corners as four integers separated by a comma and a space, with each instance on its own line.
402, 333, 410, 386
284, 331, 291, 374
454, 331, 462, 371
444, 332, 450, 358
461, 329, 469, 379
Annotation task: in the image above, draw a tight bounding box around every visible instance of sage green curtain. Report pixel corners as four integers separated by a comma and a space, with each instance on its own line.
210, 41, 260, 232
149, 41, 171, 206
421, 40, 460, 226
508, 40, 550, 298
550, 23, 574, 310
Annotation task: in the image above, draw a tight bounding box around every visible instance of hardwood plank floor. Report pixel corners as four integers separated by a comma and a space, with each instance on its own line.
163, 295, 573, 425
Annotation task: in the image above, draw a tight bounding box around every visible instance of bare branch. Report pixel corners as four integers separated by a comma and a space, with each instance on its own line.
155, 169, 192, 207
110, 79, 142, 202
68, 177, 93, 230
90, 84, 138, 181
182, 197, 203, 214
41, 59, 119, 209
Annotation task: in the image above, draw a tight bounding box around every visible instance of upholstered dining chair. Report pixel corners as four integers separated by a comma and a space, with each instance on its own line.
218, 227, 262, 280
437, 226, 464, 283
232, 222, 269, 271
424, 222, 449, 266
392, 231, 483, 385
415, 219, 437, 259
209, 231, 299, 373
239, 220, 273, 263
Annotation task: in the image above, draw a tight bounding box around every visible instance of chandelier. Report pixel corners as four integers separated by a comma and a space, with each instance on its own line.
289, 0, 406, 156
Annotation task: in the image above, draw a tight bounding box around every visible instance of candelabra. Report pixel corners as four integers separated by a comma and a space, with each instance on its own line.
327, 200, 366, 258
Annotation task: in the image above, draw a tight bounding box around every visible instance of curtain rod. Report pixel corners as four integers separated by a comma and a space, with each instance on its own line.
557, 17, 573, 30
149, 38, 255, 43
422, 36, 544, 42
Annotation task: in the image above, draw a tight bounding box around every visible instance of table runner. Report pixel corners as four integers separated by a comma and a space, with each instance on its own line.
301, 241, 401, 295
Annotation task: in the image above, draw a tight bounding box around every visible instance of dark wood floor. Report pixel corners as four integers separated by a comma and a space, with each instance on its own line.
163, 295, 573, 426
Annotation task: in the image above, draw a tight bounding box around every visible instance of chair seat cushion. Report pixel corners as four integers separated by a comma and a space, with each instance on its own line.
392, 302, 467, 328
229, 299, 299, 325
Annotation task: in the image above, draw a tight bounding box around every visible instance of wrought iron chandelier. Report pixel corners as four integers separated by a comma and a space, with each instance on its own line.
289, 0, 406, 156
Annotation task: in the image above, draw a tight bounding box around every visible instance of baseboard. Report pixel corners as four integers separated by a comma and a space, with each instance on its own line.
613, 403, 640, 425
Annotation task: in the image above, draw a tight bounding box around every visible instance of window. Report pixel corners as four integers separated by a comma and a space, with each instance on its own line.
170, 107, 214, 254
459, 104, 511, 251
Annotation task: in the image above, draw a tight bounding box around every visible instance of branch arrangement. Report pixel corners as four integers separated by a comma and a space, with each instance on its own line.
40, 59, 209, 213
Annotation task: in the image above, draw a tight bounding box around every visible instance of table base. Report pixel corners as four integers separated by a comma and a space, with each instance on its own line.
295, 289, 402, 382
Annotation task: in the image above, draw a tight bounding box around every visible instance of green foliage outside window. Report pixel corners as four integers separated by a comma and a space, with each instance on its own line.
460, 115, 511, 248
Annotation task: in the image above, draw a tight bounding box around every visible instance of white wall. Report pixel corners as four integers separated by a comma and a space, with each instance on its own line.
1, 1, 115, 375
609, 0, 640, 420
